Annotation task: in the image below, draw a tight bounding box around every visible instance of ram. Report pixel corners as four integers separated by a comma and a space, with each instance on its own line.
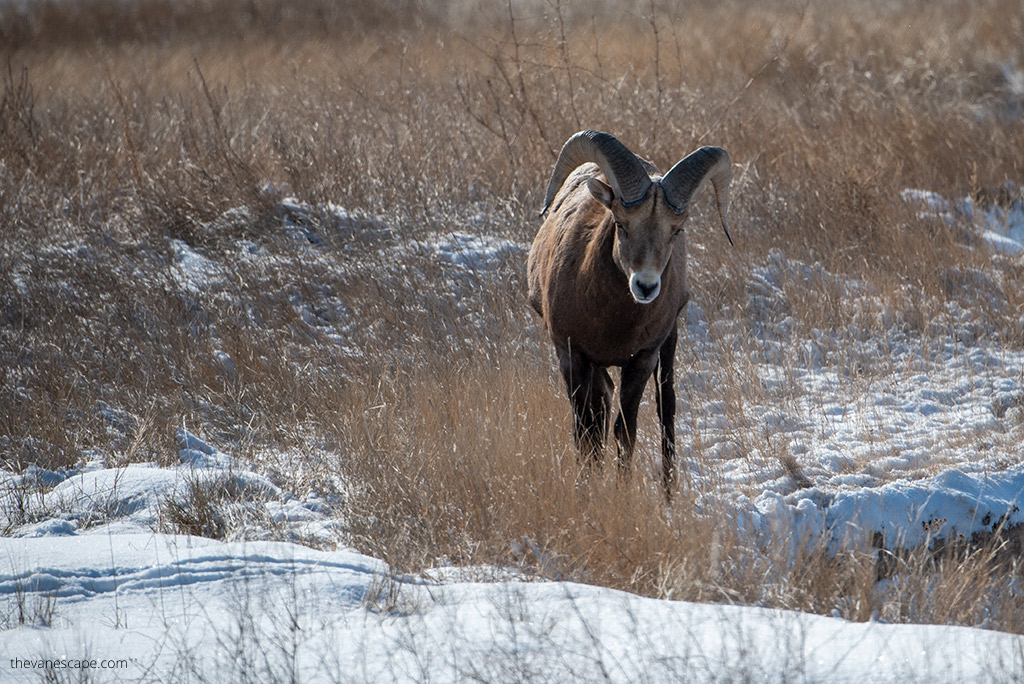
527, 130, 733, 497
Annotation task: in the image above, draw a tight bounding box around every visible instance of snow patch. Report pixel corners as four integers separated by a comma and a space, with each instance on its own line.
409, 232, 525, 271
902, 185, 1024, 255
753, 464, 1024, 552
2, 533, 1022, 681
170, 239, 225, 293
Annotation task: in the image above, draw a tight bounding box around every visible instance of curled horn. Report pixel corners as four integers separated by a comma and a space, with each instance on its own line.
661, 147, 734, 246
541, 130, 653, 216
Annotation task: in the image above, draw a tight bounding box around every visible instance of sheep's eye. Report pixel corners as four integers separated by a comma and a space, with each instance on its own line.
615, 222, 628, 237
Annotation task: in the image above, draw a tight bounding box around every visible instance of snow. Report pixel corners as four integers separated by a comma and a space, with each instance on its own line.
901, 186, 1024, 255
9, 392, 1021, 683
3, 532, 1023, 682
6, 195, 1024, 681
720, 345, 1024, 546
753, 464, 1024, 552
170, 240, 224, 294
3, 354, 1022, 681
677, 239, 1024, 555
406, 231, 523, 271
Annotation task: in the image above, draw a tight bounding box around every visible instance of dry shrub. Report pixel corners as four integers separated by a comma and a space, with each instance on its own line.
160, 471, 278, 540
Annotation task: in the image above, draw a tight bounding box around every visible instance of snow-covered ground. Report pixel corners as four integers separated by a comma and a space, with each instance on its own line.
4, 190, 1024, 681
902, 186, 1024, 256
1, 436, 1023, 682
688, 186, 1024, 554
3, 530, 1023, 682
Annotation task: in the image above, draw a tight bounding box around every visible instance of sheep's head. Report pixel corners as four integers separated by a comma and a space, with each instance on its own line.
587, 179, 685, 304
542, 130, 733, 305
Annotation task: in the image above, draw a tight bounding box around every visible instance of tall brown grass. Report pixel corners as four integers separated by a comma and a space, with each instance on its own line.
3, 0, 1024, 633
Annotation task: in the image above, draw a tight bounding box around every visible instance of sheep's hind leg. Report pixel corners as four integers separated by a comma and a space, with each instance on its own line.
592, 366, 613, 454
613, 348, 660, 472
654, 328, 678, 500
558, 346, 607, 468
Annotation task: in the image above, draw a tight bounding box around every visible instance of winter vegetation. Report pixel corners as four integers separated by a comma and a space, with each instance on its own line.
2, 0, 1024, 680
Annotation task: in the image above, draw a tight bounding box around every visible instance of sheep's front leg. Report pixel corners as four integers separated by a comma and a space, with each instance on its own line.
613, 347, 660, 470
654, 328, 678, 499
558, 345, 611, 467
592, 366, 613, 453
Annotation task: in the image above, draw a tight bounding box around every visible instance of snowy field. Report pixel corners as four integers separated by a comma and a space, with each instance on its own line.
2, 433, 1024, 682
4, 188, 1024, 681
3, 531, 1024, 682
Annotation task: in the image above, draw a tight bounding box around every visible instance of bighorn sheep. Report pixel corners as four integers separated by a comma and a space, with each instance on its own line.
527, 130, 733, 496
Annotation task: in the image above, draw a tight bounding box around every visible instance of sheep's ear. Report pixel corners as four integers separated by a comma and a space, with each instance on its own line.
586, 178, 615, 209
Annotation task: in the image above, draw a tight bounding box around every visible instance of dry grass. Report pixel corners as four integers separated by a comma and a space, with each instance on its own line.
3, 0, 1024, 635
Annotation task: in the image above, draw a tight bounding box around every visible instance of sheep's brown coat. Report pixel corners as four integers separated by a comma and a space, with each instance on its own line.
528, 132, 731, 499
529, 165, 694, 496
528, 164, 690, 368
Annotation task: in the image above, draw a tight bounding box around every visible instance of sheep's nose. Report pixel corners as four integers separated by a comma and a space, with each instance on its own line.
629, 273, 661, 303
636, 280, 658, 298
